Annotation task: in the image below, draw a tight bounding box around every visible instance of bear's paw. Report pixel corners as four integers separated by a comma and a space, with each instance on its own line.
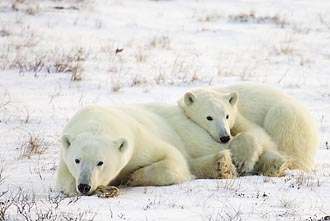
94, 185, 120, 198
215, 151, 238, 179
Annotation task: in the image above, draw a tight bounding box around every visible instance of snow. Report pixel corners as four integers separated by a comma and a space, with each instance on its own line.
0, 0, 329, 220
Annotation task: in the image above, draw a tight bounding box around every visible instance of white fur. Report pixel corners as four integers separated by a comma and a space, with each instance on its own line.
178, 83, 319, 175
55, 103, 242, 196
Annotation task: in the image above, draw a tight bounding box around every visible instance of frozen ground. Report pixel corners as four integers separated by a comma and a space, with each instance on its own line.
0, 0, 330, 220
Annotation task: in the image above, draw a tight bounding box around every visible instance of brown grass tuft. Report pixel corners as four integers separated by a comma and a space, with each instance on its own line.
19, 133, 51, 159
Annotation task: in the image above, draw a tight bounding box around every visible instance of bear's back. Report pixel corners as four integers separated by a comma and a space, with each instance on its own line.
213, 83, 294, 126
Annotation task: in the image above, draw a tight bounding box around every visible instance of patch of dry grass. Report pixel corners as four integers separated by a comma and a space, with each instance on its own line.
217, 56, 257, 81
19, 133, 52, 159
170, 57, 200, 84
197, 11, 223, 22
228, 10, 287, 28
319, 14, 330, 30
0, 188, 96, 221
0, 159, 6, 186
10, 0, 41, 16
45, 47, 89, 81
150, 35, 170, 49
0, 25, 89, 81
271, 35, 296, 58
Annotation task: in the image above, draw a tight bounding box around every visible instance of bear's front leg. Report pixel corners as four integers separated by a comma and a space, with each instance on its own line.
55, 159, 78, 196
189, 149, 237, 179
127, 144, 193, 186
228, 132, 263, 175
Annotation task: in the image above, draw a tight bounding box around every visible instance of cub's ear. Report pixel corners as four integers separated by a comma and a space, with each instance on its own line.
116, 138, 128, 152
179, 91, 196, 107
184, 92, 196, 105
62, 134, 72, 149
228, 92, 239, 106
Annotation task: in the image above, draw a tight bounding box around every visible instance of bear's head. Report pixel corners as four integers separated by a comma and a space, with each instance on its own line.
178, 88, 238, 144
61, 133, 129, 195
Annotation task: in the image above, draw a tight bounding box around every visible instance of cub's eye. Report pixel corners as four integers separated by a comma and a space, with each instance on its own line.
206, 116, 213, 121
97, 161, 104, 166
75, 159, 80, 164
226, 115, 229, 119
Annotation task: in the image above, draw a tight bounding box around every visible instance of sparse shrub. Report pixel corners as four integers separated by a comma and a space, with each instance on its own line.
10, 53, 45, 75
111, 82, 122, 92
197, 12, 222, 22
111, 76, 123, 92
150, 35, 170, 49
0, 29, 10, 37
171, 57, 200, 84
0, 187, 97, 221
217, 58, 256, 81
14, 31, 41, 50
0, 28, 88, 81
295, 171, 321, 188
0, 163, 5, 186
216, 178, 242, 191
0, 28, 42, 72
25, 3, 40, 15
238, 63, 256, 81
153, 64, 167, 85
131, 74, 147, 86
46, 48, 88, 81
0, 196, 12, 221
9, 0, 41, 15
228, 10, 287, 28
279, 197, 298, 217
152, 57, 201, 85
271, 35, 296, 58
319, 14, 330, 30
134, 48, 147, 63
61, 209, 96, 221
217, 62, 232, 77
19, 133, 51, 158
272, 43, 295, 56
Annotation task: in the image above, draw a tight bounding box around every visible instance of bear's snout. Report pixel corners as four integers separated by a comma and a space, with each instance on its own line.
219, 136, 230, 143
78, 183, 91, 194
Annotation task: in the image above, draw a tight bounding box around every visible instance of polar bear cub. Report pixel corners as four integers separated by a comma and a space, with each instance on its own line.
55, 103, 242, 196
178, 83, 319, 176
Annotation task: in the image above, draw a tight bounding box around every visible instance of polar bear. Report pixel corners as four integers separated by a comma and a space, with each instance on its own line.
55, 103, 245, 196
178, 83, 319, 176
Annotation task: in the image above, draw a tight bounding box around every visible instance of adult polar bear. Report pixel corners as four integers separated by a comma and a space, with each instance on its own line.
178, 83, 319, 175
55, 103, 249, 196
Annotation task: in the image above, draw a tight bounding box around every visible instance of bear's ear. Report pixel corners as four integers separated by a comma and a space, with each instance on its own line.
62, 134, 72, 149
228, 92, 238, 106
183, 92, 196, 106
116, 138, 128, 152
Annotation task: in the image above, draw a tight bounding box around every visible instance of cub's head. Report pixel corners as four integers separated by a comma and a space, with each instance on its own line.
178, 88, 239, 143
61, 133, 128, 195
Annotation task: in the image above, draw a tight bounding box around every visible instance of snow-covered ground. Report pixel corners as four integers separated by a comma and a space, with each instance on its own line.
0, 0, 330, 220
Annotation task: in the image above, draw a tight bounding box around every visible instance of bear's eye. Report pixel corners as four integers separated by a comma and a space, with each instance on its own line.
226, 115, 229, 119
75, 159, 80, 164
97, 161, 104, 167
206, 116, 213, 121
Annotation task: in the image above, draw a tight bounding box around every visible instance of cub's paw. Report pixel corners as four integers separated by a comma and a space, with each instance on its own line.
94, 185, 120, 198
231, 155, 255, 176
261, 160, 290, 177
215, 151, 237, 179
255, 152, 290, 177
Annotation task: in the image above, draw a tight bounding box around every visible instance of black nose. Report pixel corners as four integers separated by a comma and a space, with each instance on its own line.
220, 136, 230, 143
78, 183, 91, 194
